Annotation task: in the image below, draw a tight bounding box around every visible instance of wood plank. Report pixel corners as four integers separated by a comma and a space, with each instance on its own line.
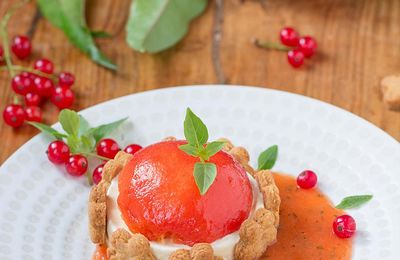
0, 0, 398, 164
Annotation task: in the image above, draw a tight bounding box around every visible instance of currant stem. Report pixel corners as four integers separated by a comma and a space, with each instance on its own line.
0, 65, 58, 81
82, 152, 110, 161
0, 0, 31, 78
253, 38, 291, 52
86, 171, 93, 186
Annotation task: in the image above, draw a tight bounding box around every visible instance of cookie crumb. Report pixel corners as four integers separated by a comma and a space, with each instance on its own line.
381, 75, 400, 111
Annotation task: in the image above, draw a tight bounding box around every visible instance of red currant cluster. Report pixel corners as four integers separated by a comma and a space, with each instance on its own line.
295, 170, 356, 239
47, 138, 142, 185
254, 27, 318, 68
280, 27, 318, 68
1, 35, 75, 128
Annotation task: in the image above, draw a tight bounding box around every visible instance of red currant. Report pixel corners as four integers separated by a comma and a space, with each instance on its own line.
280, 27, 299, 47
22, 71, 38, 81
65, 154, 88, 177
297, 170, 317, 189
58, 72, 75, 87
3, 104, 25, 128
34, 76, 54, 97
47, 141, 70, 164
25, 92, 42, 106
24, 106, 42, 122
96, 138, 120, 159
287, 50, 305, 68
11, 35, 31, 59
11, 74, 34, 95
34, 58, 54, 74
51, 86, 74, 109
124, 144, 142, 155
92, 163, 105, 185
332, 215, 356, 238
0, 45, 4, 61
298, 36, 318, 58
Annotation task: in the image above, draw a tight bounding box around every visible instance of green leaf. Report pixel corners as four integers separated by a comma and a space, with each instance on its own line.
91, 30, 112, 38
336, 195, 373, 210
80, 135, 95, 153
37, 0, 116, 70
258, 145, 278, 170
88, 118, 128, 143
179, 144, 199, 157
205, 141, 225, 158
27, 122, 67, 139
66, 135, 80, 153
183, 108, 208, 147
59, 109, 80, 136
193, 162, 217, 195
126, 0, 208, 53
78, 115, 91, 135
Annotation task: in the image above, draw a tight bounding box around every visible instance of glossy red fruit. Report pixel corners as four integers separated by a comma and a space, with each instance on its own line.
34, 58, 54, 74
22, 71, 38, 81
280, 27, 300, 47
3, 104, 25, 128
11, 35, 31, 59
118, 140, 253, 245
297, 170, 318, 189
51, 86, 74, 109
58, 72, 75, 87
65, 154, 88, 177
47, 140, 70, 164
0, 45, 4, 61
333, 215, 356, 238
287, 50, 305, 68
124, 144, 142, 155
24, 106, 42, 122
96, 138, 120, 159
298, 36, 318, 58
24, 92, 42, 106
92, 163, 105, 185
34, 76, 54, 97
11, 74, 34, 95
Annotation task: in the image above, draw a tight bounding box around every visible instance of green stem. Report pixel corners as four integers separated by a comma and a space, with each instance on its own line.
253, 38, 291, 52
86, 171, 93, 186
0, 65, 58, 81
82, 152, 110, 161
0, 0, 31, 78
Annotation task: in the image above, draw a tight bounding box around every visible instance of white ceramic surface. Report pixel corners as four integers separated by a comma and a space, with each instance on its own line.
0, 85, 399, 260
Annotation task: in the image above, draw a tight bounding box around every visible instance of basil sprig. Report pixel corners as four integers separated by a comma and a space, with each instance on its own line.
28, 109, 127, 155
179, 108, 225, 195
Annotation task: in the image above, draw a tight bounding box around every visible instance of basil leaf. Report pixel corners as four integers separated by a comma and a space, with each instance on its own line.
66, 135, 80, 153
78, 115, 91, 135
179, 144, 198, 157
336, 195, 373, 210
205, 141, 225, 158
37, 0, 116, 70
183, 108, 208, 147
126, 0, 207, 53
59, 109, 80, 136
27, 122, 67, 139
88, 118, 128, 143
258, 145, 278, 170
91, 30, 112, 38
80, 135, 95, 153
193, 162, 217, 195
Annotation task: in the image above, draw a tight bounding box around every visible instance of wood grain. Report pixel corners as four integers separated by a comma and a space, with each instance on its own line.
0, 0, 399, 164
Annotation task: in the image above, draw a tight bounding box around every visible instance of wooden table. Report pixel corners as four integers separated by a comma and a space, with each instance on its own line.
1, 0, 399, 164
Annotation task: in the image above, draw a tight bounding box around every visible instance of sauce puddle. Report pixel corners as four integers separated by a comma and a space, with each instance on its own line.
262, 173, 352, 259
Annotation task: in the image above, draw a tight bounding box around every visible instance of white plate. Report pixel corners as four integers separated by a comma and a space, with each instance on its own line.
0, 85, 399, 260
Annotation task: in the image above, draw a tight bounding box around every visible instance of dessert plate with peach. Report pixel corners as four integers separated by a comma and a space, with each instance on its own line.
0, 85, 399, 260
